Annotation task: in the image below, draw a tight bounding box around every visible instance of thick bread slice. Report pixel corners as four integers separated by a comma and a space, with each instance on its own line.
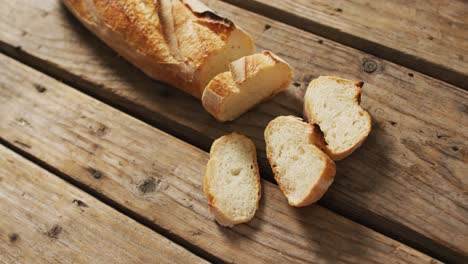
204, 133, 261, 227
265, 116, 336, 207
62, 0, 254, 98
202, 51, 292, 121
304, 76, 372, 160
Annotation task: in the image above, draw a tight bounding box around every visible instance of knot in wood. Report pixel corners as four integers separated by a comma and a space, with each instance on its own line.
47, 224, 62, 238
86, 167, 102, 179
138, 177, 157, 194
8, 233, 19, 243
362, 59, 378, 73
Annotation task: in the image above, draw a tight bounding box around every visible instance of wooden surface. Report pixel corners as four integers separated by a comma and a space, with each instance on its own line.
1, 0, 466, 261
0, 0, 466, 263
0, 146, 207, 264
223, 0, 468, 89
0, 53, 439, 264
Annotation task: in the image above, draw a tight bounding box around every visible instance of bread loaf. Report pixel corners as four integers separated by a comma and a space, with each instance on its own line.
202, 51, 292, 121
304, 76, 372, 160
62, 0, 254, 98
204, 133, 261, 226
265, 116, 336, 207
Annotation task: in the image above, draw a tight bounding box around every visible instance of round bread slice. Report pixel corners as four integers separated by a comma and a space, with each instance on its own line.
265, 116, 336, 207
204, 133, 261, 227
304, 76, 372, 160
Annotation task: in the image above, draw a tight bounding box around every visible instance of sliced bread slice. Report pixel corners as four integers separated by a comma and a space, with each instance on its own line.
204, 133, 261, 227
265, 116, 336, 207
202, 50, 292, 122
304, 76, 372, 160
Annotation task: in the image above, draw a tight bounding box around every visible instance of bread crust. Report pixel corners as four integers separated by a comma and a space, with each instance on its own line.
203, 133, 261, 226
201, 72, 235, 122
304, 76, 372, 160
62, 0, 253, 98
295, 153, 335, 206
202, 51, 292, 122
264, 116, 336, 207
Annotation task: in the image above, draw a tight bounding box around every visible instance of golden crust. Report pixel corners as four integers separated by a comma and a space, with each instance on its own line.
202, 51, 292, 122
303, 76, 372, 161
201, 72, 236, 122
203, 133, 261, 227
229, 50, 290, 85
264, 116, 336, 207
204, 72, 236, 98
64, 0, 91, 21
62, 0, 253, 98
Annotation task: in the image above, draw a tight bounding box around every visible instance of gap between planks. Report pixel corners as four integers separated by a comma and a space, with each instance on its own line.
220, 0, 468, 90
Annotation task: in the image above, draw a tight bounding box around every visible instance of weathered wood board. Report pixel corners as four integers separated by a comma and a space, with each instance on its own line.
0, 53, 439, 264
0, 146, 207, 264
223, 0, 468, 89
0, 0, 466, 261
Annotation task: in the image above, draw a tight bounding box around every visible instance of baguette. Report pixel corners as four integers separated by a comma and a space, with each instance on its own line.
304, 76, 372, 160
202, 51, 292, 122
265, 116, 336, 207
204, 133, 261, 227
62, 0, 254, 98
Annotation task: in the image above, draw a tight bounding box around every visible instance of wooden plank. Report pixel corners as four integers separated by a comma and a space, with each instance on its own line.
0, 0, 466, 261
222, 0, 468, 89
0, 54, 439, 264
0, 146, 207, 264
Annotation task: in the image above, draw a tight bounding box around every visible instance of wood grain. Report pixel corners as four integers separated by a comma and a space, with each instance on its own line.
0, 53, 439, 264
0, 146, 207, 264
0, 0, 466, 261
222, 0, 468, 89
